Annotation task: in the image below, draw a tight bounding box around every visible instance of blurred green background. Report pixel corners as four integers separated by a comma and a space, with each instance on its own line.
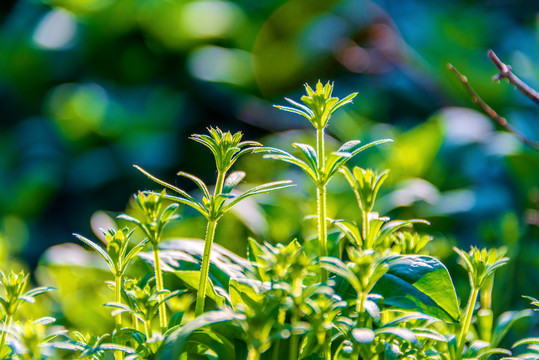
0, 0, 538, 335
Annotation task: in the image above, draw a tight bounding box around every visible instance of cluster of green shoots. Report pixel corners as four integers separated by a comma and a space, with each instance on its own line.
0, 81, 535, 360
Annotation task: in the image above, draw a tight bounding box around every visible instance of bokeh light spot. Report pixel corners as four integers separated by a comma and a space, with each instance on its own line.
180, 1, 242, 39
33, 9, 77, 50
188, 46, 253, 86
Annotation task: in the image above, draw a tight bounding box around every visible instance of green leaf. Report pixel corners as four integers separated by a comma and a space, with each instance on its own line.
262, 148, 317, 181
284, 97, 315, 117
320, 257, 361, 293
73, 234, 116, 274
375, 327, 420, 347
177, 171, 211, 199
157, 310, 239, 359
377, 219, 430, 243
477, 348, 512, 359
161, 193, 208, 218
293, 143, 319, 175
491, 309, 533, 348
373, 255, 460, 322
274, 105, 312, 120
173, 270, 228, 306
229, 278, 265, 311
331, 219, 362, 248
134, 165, 195, 202
513, 337, 539, 348
325, 139, 393, 179
221, 180, 294, 214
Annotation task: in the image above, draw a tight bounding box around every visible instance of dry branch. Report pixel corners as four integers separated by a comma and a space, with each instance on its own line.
447, 63, 539, 150
488, 50, 539, 105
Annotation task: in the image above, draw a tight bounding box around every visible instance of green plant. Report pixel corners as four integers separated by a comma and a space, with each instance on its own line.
267, 81, 392, 282
8, 80, 536, 360
453, 247, 509, 360
0, 270, 52, 357
134, 127, 293, 316
117, 190, 179, 331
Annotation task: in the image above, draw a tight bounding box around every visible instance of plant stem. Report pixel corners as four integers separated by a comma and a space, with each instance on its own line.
456, 286, 479, 359
316, 128, 328, 282
144, 319, 152, 339
0, 314, 12, 352
115, 275, 123, 330
288, 310, 299, 360
272, 308, 286, 360
362, 210, 370, 248
247, 346, 261, 360
153, 245, 167, 331
195, 170, 225, 317
195, 219, 218, 316
132, 314, 139, 332
115, 275, 124, 360
322, 333, 331, 360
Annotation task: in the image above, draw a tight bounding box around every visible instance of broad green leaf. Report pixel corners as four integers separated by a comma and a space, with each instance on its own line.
173, 270, 228, 306
373, 255, 460, 322
138, 239, 251, 293
229, 278, 265, 311
492, 309, 533, 348
181, 330, 236, 360
157, 310, 239, 359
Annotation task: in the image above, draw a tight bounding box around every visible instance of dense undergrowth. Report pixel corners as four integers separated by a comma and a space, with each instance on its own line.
0, 82, 537, 359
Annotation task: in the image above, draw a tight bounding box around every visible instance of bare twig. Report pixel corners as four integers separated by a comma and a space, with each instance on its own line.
447, 63, 539, 150
488, 50, 539, 105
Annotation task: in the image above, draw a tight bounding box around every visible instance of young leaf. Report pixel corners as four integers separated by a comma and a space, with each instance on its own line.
220, 180, 294, 214
177, 171, 211, 200
73, 234, 116, 274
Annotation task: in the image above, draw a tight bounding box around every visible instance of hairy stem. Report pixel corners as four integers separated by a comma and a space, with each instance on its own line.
0, 314, 12, 352
195, 170, 226, 316
316, 128, 328, 282
457, 286, 479, 359
153, 245, 167, 331
195, 219, 218, 316
115, 275, 123, 360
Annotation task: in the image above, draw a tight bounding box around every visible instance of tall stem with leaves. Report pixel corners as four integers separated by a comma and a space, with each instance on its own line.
117, 191, 179, 332
75, 228, 146, 360
269, 81, 391, 281
454, 247, 509, 360
316, 127, 328, 281
0, 271, 52, 356
134, 128, 293, 317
